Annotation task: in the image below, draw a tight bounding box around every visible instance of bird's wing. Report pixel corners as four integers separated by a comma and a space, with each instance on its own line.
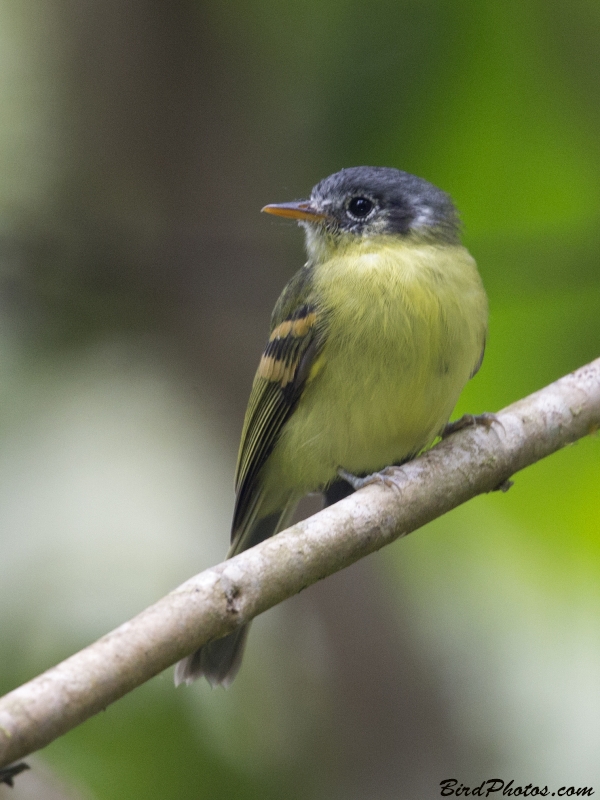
470, 336, 486, 378
231, 275, 324, 548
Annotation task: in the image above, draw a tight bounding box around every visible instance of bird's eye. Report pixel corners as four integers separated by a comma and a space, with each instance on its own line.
347, 196, 374, 219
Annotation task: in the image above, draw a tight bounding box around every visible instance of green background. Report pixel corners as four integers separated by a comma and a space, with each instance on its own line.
0, 1, 598, 798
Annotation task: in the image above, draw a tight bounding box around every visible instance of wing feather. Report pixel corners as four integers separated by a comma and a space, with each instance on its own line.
231, 302, 322, 543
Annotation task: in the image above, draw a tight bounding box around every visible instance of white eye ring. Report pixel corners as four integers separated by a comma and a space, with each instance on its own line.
346, 196, 375, 220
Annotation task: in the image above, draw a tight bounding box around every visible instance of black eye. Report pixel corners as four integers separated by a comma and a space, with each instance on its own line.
347, 196, 374, 219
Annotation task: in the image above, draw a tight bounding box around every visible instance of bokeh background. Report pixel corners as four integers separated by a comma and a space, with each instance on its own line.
0, 1, 599, 798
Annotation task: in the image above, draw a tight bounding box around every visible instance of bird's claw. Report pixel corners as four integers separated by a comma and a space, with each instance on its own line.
337, 466, 401, 493
441, 412, 500, 439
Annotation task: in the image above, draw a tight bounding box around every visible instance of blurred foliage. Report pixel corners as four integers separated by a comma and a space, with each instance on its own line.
0, 0, 599, 798
44, 678, 294, 800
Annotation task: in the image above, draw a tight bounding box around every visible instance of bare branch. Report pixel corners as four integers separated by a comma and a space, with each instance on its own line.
1, 358, 599, 768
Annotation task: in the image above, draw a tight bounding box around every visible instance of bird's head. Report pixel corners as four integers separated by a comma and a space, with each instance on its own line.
262, 166, 461, 261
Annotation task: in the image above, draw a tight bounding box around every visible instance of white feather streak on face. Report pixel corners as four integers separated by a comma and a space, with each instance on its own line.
411, 205, 434, 228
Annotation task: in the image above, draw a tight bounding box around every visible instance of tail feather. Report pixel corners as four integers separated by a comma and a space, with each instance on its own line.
174, 624, 250, 688
174, 501, 297, 688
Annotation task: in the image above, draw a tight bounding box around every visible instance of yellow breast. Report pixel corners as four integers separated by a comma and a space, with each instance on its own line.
262, 237, 488, 507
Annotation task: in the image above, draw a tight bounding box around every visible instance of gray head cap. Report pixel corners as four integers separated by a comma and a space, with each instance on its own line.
310, 166, 460, 240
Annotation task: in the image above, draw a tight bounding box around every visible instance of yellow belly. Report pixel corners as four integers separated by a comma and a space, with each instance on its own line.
261, 239, 487, 509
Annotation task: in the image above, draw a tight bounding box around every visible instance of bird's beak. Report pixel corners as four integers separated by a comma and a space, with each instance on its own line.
261, 201, 329, 222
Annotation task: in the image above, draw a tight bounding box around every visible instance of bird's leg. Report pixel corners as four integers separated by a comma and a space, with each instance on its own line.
337, 466, 401, 493
441, 412, 499, 439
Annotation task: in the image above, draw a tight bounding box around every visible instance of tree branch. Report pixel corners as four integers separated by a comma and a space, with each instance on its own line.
1, 358, 599, 768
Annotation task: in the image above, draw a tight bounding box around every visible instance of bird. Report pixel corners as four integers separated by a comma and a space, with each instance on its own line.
174, 166, 488, 688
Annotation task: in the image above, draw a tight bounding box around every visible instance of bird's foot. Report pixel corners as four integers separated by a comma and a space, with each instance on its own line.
337, 466, 400, 493
441, 412, 500, 439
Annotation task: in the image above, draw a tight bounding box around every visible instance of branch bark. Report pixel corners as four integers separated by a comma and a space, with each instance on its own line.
1, 358, 599, 768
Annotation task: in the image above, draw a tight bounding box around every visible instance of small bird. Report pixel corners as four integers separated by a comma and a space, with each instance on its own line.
175, 166, 488, 687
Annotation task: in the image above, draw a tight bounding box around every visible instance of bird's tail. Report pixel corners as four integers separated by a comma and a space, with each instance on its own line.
174, 503, 296, 688
174, 624, 251, 688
